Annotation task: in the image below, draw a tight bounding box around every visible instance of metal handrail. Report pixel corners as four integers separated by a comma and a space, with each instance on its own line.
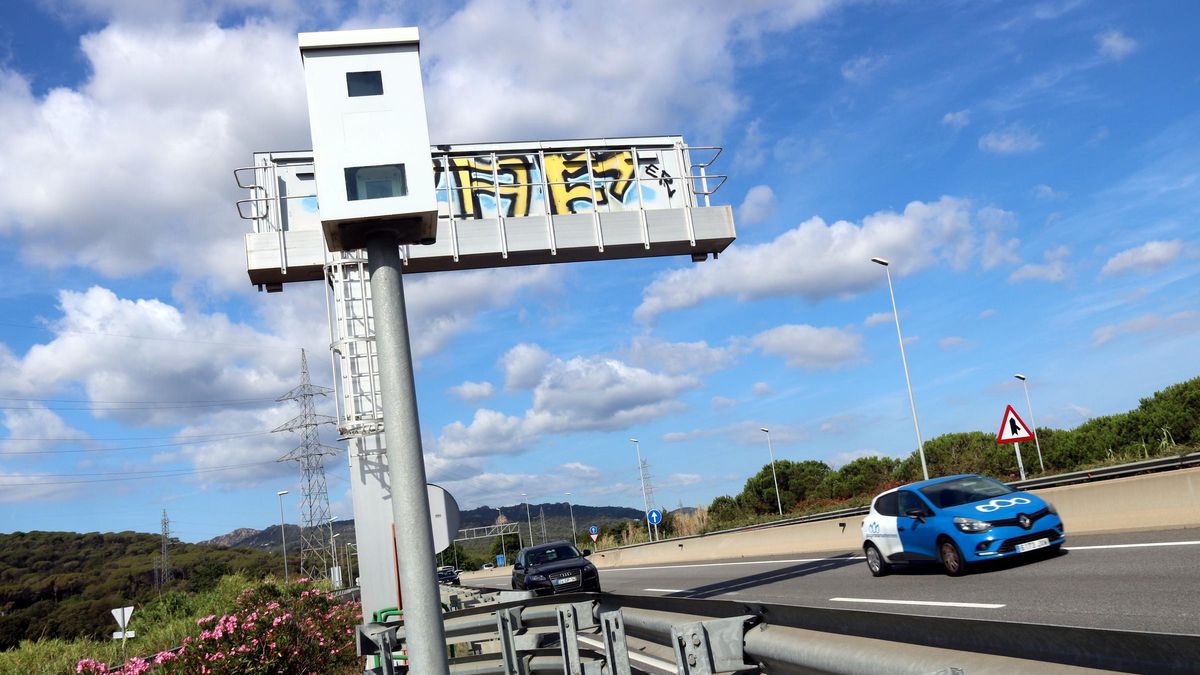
359, 589, 1200, 674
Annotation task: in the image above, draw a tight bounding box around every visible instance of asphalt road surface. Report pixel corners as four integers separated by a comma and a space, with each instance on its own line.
466, 527, 1200, 634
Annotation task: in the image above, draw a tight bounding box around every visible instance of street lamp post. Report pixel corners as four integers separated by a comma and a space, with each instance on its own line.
871, 257, 929, 481
276, 490, 289, 583
759, 428, 784, 516
1015, 374, 1045, 473
521, 493, 534, 546
565, 492, 578, 548
630, 438, 654, 541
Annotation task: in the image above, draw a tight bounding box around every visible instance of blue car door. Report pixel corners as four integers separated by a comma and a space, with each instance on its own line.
896, 490, 939, 560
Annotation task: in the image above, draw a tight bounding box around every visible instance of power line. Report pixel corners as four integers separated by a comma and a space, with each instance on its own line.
0, 429, 274, 442
0, 431, 277, 455
0, 460, 280, 486
0, 319, 300, 350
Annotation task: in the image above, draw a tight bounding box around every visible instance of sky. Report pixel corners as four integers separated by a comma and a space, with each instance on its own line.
1, 0, 1198, 543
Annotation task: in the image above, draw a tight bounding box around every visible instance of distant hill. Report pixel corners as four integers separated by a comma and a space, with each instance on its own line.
201, 503, 643, 555
0, 530, 278, 650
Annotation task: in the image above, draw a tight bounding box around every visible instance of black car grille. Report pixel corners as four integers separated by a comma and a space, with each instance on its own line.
989, 507, 1049, 529
998, 529, 1060, 553
546, 568, 583, 591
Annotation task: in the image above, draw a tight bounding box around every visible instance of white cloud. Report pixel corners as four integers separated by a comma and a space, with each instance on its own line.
1033, 183, 1065, 199
978, 206, 1022, 270
621, 336, 738, 376
1092, 311, 1200, 347
502, 343, 554, 390
750, 324, 864, 369
406, 267, 560, 360
840, 54, 888, 83
1, 406, 92, 455
737, 185, 777, 226
710, 395, 738, 410
1100, 240, 1182, 277
937, 336, 968, 351
635, 197, 976, 321
979, 308, 997, 319
450, 381, 495, 402
752, 382, 774, 397
0, 20, 310, 289
863, 312, 892, 327
439, 351, 698, 458
174, 404, 313, 489
1096, 30, 1138, 61
423, 0, 837, 143
978, 124, 1043, 154
942, 110, 970, 129
827, 449, 885, 468
1009, 245, 1070, 283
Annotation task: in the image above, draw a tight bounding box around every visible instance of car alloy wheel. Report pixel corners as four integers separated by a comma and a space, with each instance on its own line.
939, 539, 966, 576
864, 543, 889, 577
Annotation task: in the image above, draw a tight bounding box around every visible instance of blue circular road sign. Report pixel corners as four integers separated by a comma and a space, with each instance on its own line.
647, 509, 662, 525
588, 525, 599, 536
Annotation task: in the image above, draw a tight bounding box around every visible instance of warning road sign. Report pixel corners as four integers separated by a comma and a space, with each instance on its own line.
996, 405, 1035, 444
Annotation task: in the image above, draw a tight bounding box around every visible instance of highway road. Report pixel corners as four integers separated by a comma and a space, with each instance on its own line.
465, 527, 1200, 635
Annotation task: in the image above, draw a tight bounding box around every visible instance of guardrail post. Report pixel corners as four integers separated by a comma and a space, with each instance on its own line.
557, 603, 583, 674
600, 610, 633, 675
496, 606, 527, 675
670, 616, 755, 674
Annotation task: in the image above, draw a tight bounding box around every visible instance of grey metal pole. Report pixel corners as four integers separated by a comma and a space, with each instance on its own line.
631, 438, 652, 541
873, 258, 929, 481
329, 521, 338, 587
1016, 374, 1045, 473
276, 490, 289, 584
566, 492, 577, 548
760, 428, 783, 516
522, 493, 534, 546
366, 229, 449, 673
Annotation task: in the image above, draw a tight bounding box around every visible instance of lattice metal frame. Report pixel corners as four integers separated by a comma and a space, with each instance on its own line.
276, 349, 340, 580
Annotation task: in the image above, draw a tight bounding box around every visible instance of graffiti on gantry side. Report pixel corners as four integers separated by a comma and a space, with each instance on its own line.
433, 150, 677, 219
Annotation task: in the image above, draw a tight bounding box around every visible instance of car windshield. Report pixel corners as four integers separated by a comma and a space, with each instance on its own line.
919, 475, 1013, 509
527, 545, 581, 566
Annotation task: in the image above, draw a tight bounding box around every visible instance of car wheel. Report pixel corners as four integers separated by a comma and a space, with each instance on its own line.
864, 543, 890, 577
939, 538, 967, 576
511, 579, 518, 590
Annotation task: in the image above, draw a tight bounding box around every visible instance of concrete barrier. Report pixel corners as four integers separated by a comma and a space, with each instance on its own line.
459, 466, 1200, 576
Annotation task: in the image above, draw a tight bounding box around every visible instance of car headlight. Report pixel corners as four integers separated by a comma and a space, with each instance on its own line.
954, 517, 992, 533
583, 565, 598, 576
1045, 501, 1058, 515
528, 573, 547, 582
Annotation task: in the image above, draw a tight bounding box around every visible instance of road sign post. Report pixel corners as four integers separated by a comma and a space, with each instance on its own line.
647, 509, 663, 541
997, 404, 1036, 481
588, 524, 599, 544
111, 606, 134, 659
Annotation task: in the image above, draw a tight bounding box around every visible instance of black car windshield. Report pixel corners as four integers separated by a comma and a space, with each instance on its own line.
919, 475, 1013, 509
527, 545, 581, 565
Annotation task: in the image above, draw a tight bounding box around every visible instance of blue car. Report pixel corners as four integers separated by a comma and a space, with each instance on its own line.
860, 474, 1065, 576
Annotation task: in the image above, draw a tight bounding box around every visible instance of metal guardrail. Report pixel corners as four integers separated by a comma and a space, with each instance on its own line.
359, 588, 1200, 674
600, 450, 1200, 554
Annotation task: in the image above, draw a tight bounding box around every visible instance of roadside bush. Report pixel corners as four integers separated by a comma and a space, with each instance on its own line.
76, 578, 360, 675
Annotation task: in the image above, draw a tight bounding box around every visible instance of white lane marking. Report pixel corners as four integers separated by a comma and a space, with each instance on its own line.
643, 588, 687, 593
1067, 540, 1200, 551
601, 555, 863, 573
830, 597, 1005, 609
578, 634, 674, 674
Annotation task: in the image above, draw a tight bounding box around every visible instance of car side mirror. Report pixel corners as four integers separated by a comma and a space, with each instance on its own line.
906, 508, 926, 522
582, 549, 592, 557
513, 562, 523, 570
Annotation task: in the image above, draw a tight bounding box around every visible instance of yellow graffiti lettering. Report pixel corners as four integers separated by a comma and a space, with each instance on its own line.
543, 151, 634, 215
443, 156, 535, 217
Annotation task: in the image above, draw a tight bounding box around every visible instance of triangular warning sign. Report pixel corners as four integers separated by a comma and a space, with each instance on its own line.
997, 404, 1034, 444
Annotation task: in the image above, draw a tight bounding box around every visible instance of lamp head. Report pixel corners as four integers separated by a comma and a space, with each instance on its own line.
629, 438, 638, 443
870, 257, 889, 266
277, 490, 289, 496
760, 427, 770, 433
1014, 373, 1026, 381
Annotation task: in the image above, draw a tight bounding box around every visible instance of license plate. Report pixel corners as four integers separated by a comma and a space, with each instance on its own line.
1016, 538, 1049, 553
553, 576, 577, 585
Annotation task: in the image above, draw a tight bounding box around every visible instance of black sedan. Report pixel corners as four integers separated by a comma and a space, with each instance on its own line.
511, 541, 600, 595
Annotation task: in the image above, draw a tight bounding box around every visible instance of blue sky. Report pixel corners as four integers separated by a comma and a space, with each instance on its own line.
1, 0, 1197, 542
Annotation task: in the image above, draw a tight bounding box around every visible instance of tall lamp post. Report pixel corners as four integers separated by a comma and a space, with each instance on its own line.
759, 428, 784, 516
871, 257, 929, 481
565, 492, 578, 548
1014, 374, 1045, 473
275, 490, 289, 583
521, 493, 534, 546
630, 438, 653, 541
